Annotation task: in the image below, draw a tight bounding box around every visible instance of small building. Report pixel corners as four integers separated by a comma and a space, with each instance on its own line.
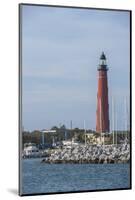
85, 133, 112, 145
95, 133, 112, 145
85, 133, 97, 144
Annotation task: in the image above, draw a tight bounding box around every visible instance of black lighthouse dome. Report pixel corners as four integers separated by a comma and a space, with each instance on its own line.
100, 52, 106, 60
98, 52, 108, 71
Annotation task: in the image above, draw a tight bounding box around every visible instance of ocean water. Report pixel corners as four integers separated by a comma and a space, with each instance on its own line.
21, 158, 130, 195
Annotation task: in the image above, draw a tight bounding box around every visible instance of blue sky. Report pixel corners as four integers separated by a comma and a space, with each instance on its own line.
22, 5, 130, 131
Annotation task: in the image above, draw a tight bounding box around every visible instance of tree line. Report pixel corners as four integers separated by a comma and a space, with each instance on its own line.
22, 125, 96, 147
22, 125, 130, 148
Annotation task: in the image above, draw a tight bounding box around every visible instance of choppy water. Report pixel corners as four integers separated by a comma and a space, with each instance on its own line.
21, 158, 130, 195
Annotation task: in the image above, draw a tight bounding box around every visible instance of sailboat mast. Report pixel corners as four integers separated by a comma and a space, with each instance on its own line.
115, 104, 117, 146
112, 97, 115, 145
84, 120, 86, 146
100, 98, 104, 145
125, 96, 128, 140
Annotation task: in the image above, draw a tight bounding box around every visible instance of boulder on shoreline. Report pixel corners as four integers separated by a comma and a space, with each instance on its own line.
41, 143, 130, 164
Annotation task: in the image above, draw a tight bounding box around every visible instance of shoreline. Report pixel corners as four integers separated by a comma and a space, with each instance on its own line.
41, 158, 129, 164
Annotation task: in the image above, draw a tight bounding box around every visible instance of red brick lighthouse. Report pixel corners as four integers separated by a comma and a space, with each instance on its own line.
96, 52, 109, 133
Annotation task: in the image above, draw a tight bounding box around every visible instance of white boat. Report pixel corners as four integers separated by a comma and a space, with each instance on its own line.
22, 143, 41, 158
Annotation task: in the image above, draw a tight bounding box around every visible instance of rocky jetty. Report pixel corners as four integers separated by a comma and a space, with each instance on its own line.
41, 143, 130, 164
